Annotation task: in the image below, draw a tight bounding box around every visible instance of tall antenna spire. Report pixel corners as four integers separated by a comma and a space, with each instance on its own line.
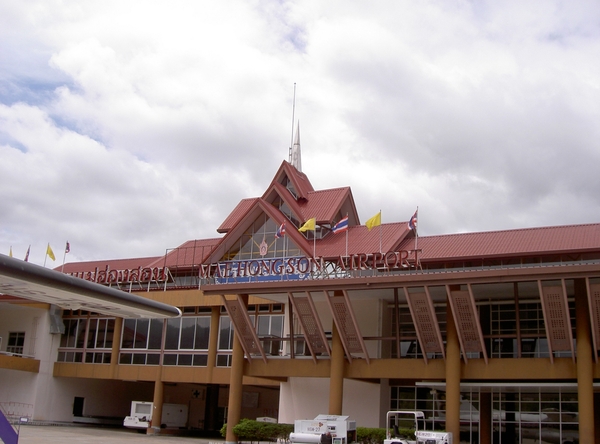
288, 83, 296, 165
291, 120, 302, 171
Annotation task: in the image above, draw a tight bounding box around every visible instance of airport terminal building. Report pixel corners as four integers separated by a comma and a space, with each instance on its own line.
1, 156, 600, 444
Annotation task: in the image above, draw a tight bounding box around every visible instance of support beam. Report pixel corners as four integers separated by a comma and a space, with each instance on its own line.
149, 379, 164, 435
207, 306, 220, 379
445, 295, 461, 441
329, 323, 344, 415
225, 294, 248, 444
110, 317, 123, 378
479, 392, 492, 444
575, 279, 595, 444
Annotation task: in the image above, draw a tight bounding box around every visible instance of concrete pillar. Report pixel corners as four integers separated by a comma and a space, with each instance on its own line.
329, 322, 344, 415
594, 393, 600, 443
149, 378, 164, 435
110, 317, 123, 378
225, 294, 248, 444
479, 392, 492, 444
575, 279, 595, 444
207, 306, 220, 379
445, 296, 461, 441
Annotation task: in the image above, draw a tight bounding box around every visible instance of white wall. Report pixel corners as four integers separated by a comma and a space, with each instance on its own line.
279, 377, 382, 428
0, 304, 48, 357
32, 377, 155, 421
0, 304, 54, 420
0, 369, 38, 410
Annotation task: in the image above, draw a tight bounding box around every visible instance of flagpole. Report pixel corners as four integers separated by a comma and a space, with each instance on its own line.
415, 207, 419, 252
44, 243, 48, 267
379, 210, 382, 254
61, 247, 67, 273
344, 213, 349, 258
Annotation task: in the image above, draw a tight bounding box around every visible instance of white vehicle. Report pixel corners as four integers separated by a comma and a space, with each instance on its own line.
123, 401, 188, 430
290, 414, 356, 444
384, 411, 451, 444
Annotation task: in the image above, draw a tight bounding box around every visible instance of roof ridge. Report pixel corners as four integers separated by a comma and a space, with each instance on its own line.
307, 186, 351, 194
417, 222, 600, 240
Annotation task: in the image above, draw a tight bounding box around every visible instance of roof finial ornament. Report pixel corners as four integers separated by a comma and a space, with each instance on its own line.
291, 120, 302, 171
288, 83, 302, 171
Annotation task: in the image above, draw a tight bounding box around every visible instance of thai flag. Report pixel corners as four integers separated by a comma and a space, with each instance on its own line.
275, 222, 286, 238
408, 210, 418, 231
331, 216, 349, 234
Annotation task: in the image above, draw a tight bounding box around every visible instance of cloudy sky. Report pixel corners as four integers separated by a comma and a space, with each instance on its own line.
1, 0, 600, 266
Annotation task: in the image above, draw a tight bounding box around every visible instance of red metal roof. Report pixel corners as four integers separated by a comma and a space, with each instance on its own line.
298, 187, 352, 224
272, 160, 314, 199
317, 223, 411, 258
149, 238, 222, 268
59, 257, 162, 273
217, 198, 259, 234
268, 181, 306, 221
204, 199, 318, 263
262, 160, 315, 202
398, 223, 600, 261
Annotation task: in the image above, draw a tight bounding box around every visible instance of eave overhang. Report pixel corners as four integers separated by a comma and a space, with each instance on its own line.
0, 254, 181, 319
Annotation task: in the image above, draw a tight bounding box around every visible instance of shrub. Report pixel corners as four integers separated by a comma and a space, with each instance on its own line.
356, 426, 415, 444
220, 420, 415, 444
220, 419, 294, 442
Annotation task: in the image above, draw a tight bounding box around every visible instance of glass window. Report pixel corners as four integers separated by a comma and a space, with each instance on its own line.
121, 319, 136, 349
61, 319, 79, 348
218, 316, 233, 350
195, 317, 210, 350
87, 319, 98, 348
179, 318, 196, 349
165, 318, 181, 350
133, 319, 149, 349
95, 319, 110, 348
7, 332, 25, 354
148, 319, 163, 350
75, 319, 87, 348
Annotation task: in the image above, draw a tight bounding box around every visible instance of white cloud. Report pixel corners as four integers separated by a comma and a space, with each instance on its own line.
1, 0, 600, 265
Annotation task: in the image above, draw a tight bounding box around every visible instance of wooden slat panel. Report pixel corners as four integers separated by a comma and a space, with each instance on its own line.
448, 290, 483, 353
539, 284, 572, 352
330, 295, 363, 353
289, 293, 330, 355
221, 296, 266, 363
405, 289, 444, 355
588, 282, 600, 353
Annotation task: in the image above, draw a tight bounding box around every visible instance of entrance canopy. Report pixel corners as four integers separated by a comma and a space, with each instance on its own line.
0, 254, 181, 318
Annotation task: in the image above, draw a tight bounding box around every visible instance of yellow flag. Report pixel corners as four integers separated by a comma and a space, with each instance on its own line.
46, 243, 56, 261
365, 211, 381, 231
9, 246, 13, 257
298, 217, 316, 232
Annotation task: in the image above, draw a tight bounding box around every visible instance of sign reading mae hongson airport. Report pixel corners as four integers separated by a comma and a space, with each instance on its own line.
201, 249, 420, 283
69, 250, 419, 285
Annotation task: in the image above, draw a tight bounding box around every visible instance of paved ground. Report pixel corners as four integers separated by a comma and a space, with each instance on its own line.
16, 425, 223, 443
